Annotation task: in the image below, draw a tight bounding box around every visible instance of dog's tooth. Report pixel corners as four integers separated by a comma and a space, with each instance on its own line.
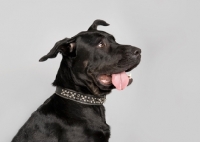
128, 72, 132, 79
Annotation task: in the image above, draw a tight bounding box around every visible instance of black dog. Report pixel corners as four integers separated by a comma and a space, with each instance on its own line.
12, 20, 141, 142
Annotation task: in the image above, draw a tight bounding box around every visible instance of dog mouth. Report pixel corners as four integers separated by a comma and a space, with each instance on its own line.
97, 57, 141, 90
97, 70, 133, 90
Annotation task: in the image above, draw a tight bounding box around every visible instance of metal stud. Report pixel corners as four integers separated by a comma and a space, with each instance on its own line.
57, 88, 105, 105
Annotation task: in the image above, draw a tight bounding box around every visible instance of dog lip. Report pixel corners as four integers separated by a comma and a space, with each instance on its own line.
125, 59, 141, 72
97, 74, 112, 86
125, 65, 137, 72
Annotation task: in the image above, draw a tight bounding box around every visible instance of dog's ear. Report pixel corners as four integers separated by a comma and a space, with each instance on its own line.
39, 38, 76, 62
88, 19, 109, 31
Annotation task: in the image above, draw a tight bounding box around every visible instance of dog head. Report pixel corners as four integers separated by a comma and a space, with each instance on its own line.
39, 20, 141, 96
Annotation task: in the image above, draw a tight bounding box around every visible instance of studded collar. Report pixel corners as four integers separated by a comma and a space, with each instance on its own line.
55, 87, 106, 105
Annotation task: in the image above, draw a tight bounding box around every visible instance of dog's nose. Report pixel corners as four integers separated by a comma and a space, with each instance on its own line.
133, 48, 141, 55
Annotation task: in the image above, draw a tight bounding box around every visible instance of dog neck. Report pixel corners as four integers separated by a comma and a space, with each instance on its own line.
55, 87, 106, 105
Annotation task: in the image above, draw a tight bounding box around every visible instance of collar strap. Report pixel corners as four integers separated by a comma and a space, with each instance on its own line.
55, 87, 106, 105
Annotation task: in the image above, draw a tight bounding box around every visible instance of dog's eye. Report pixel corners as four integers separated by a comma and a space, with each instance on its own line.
98, 41, 105, 48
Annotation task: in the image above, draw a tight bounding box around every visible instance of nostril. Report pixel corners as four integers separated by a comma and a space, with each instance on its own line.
133, 49, 141, 55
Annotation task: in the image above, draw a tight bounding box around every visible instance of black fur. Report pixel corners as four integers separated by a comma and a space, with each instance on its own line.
12, 19, 141, 142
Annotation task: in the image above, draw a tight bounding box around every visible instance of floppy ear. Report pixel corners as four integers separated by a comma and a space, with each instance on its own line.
39, 38, 76, 62
88, 19, 109, 31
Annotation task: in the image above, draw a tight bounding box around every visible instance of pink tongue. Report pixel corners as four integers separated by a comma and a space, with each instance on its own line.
112, 71, 129, 90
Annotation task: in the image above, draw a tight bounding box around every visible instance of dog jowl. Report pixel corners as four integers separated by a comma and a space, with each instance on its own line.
12, 20, 141, 142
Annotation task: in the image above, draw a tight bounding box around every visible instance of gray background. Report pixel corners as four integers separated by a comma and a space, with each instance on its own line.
1, 1, 200, 142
